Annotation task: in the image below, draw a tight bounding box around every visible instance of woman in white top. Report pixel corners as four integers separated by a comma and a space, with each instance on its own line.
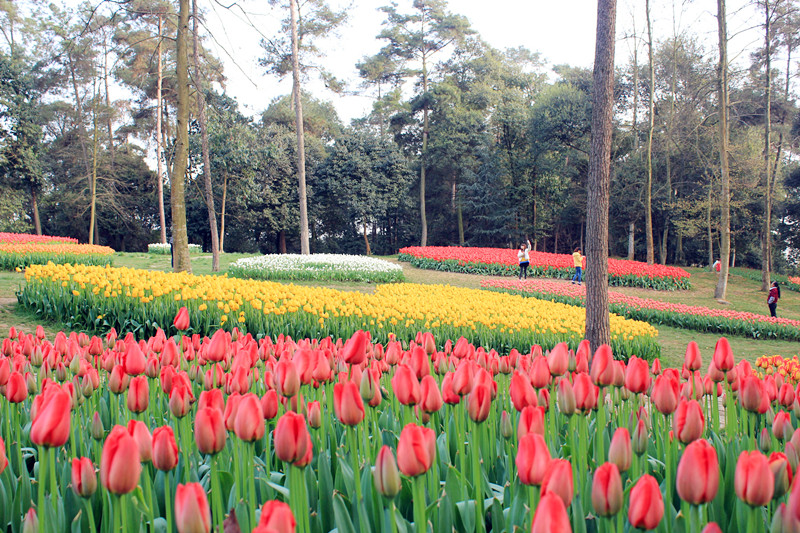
518, 239, 531, 280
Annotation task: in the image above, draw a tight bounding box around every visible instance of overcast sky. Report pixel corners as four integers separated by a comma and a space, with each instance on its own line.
197, 0, 764, 124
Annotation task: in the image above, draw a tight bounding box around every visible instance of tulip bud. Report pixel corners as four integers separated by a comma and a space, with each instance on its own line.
760, 428, 773, 455
774, 412, 793, 442
71, 457, 97, 498
307, 401, 322, 429
91, 412, 105, 441
676, 439, 719, 505
608, 428, 632, 473
632, 418, 648, 456
360, 370, 376, 402
701, 523, 723, 533
592, 463, 623, 517
629, 475, 664, 530
0, 437, 8, 476
735, 450, 775, 506
770, 503, 794, 533
174, 483, 211, 533
22, 509, 37, 533
531, 492, 571, 533
769, 452, 792, 500
373, 445, 402, 499
257, 500, 297, 532
556, 379, 576, 416
500, 410, 513, 440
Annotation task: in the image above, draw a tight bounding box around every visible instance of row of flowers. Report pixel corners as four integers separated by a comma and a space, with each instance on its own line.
0, 242, 115, 271
147, 243, 202, 255
756, 355, 800, 385
398, 246, 692, 291
0, 232, 78, 244
729, 268, 800, 293
16, 264, 660, 360
0, 318, 799, 532
228, 254, 405, 283
482, 279, 800, 342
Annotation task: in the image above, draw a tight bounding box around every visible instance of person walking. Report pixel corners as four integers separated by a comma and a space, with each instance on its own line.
767, 281, 781, 318
518, 239, 531, 280
571, 247, 584, 285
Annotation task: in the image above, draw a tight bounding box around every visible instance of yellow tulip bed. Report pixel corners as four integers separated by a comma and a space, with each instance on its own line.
18, 263, 659, 358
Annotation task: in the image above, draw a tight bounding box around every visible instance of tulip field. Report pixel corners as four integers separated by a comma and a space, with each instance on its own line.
1, 318, 800, 533
16, 263, 660, 359
482, 278, 800, 342
398, 246, 692, 290
0, 233, 114, 271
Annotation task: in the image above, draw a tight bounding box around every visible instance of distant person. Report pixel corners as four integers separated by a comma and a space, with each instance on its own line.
571, 247, 584, 285
768, 281, 781, 318
518, 239, 531, 280
713, 260, 721, 273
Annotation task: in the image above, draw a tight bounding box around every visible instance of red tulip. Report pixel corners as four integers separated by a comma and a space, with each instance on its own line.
397, 423, 436, 477
592, 462, 623, 516
510, 371, 537, 412
373, 445, 402, 498
261, 390, 279, 420
127, 420, 153, 463
334, 381, 365, 426
108, 365, 129, 394
452, 361, 474, 396
516, 433, 551, 486
22, 508, 37, 533
652, 375, 679, 415
590, 344, 615, 386
127, 375, 149, 413
779, 383, 796, 409
676, 439, 719, 504
740, 375, 767, 413
341, 330, 368, 366
531, 492, 571, 533
673, 400, 704, 444
30, 388, 71, 448
0, 437, 7, 475
530, 356, 551, 389
175, 482, 211, 533
624, 356, 651, 394
701, 524, 723, 533
307, 400, 322, 429
206, 329, 228, 363
608, 428, 632, 472
628, 475, 664, 530
393, 365, 421, 406
173, 306, 190, 331
735, 450, 775, 506
556, 378, 576, 416
234, 393, 266, 442
5, 372, 27, 403
195, 407, 226, 455
651, 358, 662, 375
540, 458, 574, 507
152, 426, 179, 471
573, 372, 598, 412
769, 452, 793, 499
547, 343, 569, 377
441, 372, 460, 405
684, 341, 702, 371
419, 375, 443, 414
274, 411, 312, 466
275, 360, 300, 398
774, 411, 793, 442
71, 457, 96, 498
517, 405, 545, 440
256, 500, 296, 533
467, 383, 492, 423
101, 425, 141, 494
712, 337, 734, 372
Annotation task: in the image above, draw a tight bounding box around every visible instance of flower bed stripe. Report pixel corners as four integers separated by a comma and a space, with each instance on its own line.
398, 246, 691, 290
228, 253, 404, 283
0, 242, 115, 270
482, 278, 800, 341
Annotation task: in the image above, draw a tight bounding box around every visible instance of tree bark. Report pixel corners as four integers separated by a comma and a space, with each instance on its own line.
707, 184, 713, 267
290, 0, 310, 254
585, 0, 616, 352
420, 36, 430, 247
193, 0, 220, 271
31, 189, 41, 235
220, 172, 228, 253
171, 0, 192, 273
89, 84, 98, 245
645, 0, 655, 265
761, 0, 772, 291
156, 15, 167, 245
714, 0, 731, 300
363, 220, 371, 255
627, 222, 635, 260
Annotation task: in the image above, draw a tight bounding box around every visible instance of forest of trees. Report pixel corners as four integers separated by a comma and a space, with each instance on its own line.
2, 0, 800, 275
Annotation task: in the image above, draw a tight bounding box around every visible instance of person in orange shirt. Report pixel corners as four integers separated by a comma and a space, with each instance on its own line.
571, 247, 584, 285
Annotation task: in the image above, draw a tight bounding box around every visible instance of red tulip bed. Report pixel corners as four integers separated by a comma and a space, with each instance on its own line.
482, 278, 800, 342
2, 317, 800, 533
397, 246, 692, 290
0, 232, 114, 271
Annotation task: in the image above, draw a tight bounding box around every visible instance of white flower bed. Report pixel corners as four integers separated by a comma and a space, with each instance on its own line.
148, 243, 202, 254
229, 253, 404, 283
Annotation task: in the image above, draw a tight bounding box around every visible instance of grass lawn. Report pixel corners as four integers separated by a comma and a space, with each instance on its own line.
0, 252, 797, 368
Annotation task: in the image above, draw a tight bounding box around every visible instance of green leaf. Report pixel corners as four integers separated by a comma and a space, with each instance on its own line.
333, 492, 357, 533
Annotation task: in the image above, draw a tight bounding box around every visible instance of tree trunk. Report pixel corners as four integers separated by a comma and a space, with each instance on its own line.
627, 222, 635, 260
363, 220, 371, 255
645, 0, 655, 265
220, 172, 228, 253
193, 0, 220, 271
103, 35, 115, 169
714, 0, 731, 300
290, 0, 310, 254
420, 45, 430, 247
707, 184, 713, 267
586, 0, 617, 351
278, 230, 287, 254
31, 189, 41, 235
156, 15, 167, 245
171, 0, 192, 273
89, 84, 98, 245
761, 0, 772, 291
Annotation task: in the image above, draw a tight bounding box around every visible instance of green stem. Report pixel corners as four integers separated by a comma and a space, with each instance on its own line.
211, 457, 223, 532
37, 446, 46, 533
748, 505, 758, 532
413, 475, 427, 533
348, 426, 366, 533
472, 421, 484, 533
528, 485, 539, 531
85, 498, 97, 533
114, 493, 121, 533
249, 443, 257, 530
121, 492, 129, 532
49, 447, 57, 516
165, 473, 173, 533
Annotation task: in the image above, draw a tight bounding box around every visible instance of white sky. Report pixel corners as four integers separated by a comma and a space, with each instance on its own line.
198, 0, 765, 124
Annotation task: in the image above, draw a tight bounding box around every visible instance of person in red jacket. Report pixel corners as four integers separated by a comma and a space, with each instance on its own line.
767, 281, 781, 317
